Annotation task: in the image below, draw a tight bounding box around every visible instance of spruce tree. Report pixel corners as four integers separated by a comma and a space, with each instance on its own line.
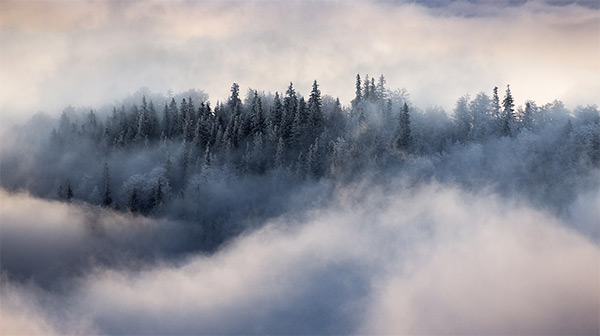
127, 188, 139, 213
376, 74, 386, 102
274, 137, 285, 168
308, 80, 324, 137
279, 83, 296, 142
306, 137, 321, 178
270, 92, 283, 132
395, 103, 412, 150
352, 74, 362, 107
363, 74, 370, 101
66, 180, 73, 201
168, 98, 180, 138
502, 84, 515, 136
522, 101, 535, 131
102, 160, 112, 207
162, 104, 170, 138
251, 91, 265, 136
228, 83, 242, 116
370, 77, 376, 102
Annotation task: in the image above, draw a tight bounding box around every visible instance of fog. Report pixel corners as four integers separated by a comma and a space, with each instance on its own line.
1, 0, 599, 125
1, 182, 598, 334
1, 1, 599, 334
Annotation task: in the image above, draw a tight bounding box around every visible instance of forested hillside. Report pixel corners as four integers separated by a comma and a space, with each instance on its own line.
1, 75, 599, 249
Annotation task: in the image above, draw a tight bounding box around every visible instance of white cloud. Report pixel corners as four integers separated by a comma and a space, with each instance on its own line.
0, 0, 598, 126
1, 183, 598, 334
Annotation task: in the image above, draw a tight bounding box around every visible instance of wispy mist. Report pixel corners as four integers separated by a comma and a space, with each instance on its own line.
1, 0, 598, 125
1, 1, 598, 334
1, 184, 598, 334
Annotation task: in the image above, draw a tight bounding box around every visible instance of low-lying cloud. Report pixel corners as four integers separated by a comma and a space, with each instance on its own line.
1, 182, 598, 334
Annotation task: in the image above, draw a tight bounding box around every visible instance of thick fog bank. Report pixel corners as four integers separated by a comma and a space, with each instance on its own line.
1, 183, 598, 335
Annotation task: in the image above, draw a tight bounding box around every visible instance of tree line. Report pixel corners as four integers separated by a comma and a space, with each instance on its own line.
38, 74, 599, 220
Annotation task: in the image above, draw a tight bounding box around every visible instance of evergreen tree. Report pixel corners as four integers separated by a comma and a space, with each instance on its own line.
66, 180, 73, 201
181, 98, 196, 142
395, 103, 412, 151
282, 82, 298, 140
162, 103, 170, 138
135, 96, 152, 142
453, 95, 472, 141
370, 77, 376, 102
384, 99, 393, 130
270, 92, 283, 132
204, 146, 211, 168
228, 83, 242, 116
469, 92, 493, 141
127, 187, 139, 213
492, 86, 501, 118
148, 100, 159, 138
250, 91, 266, 136
522, 100, 536, 131
502, 84, 515, 136
102, 160, 112, 207
306, 137, 321, 178
274, 136, 285, 168
86, 110, 100, 139
352, 74, 362, 107
308, 80, 324, 137
363, 74, 370, 101
168, 98, 181, 138
376, 74, 386, 102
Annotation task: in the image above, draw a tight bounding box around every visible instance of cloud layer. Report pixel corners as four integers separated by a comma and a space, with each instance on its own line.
1, 0, 598, 125
1, 183, 598, 334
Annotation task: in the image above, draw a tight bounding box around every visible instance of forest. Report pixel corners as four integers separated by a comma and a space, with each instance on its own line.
1, 75, 599, 251
1, 74, 599, 334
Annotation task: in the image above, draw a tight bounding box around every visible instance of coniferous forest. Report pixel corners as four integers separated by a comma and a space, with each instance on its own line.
2, 1, 600, 334
0, 75, 600, 334
2, 77, 599, 250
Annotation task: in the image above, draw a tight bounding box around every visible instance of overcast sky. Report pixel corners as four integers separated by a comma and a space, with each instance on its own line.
0, 0, 598, 124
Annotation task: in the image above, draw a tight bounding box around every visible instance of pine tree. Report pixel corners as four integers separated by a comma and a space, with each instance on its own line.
522, 101, 535, 131
395, 103, 412, 151
148, 100, 158, 139
363, 74, 370, 101
453, 95, 472, 142
282, 83, 298, 140
251, 91, 266, 136
162, 104, 170, 138
370, 77, 376, 102
204, 146, 211, 168
154, 178, 164, 208
274, 136, 285, 168
308, 80, 324, 137
181, 98, 196, 142
306, 137, 321, 178
127, 187, 139, 212
492, 86, 501, 118
135, 96, 153, 142
376, 74, 386, 102
502, 84, 515, 136
102, 160, 112, 207
66, 180, 73, 201
228, 83, 242, 116
384, 99, 393, 129
352, 74, 362, 107
270, 92, 283, 132
168, 98, 181, 138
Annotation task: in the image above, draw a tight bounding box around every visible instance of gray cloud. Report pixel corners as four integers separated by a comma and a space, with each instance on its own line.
1, 0, 598, 127
1, 183, 598, 334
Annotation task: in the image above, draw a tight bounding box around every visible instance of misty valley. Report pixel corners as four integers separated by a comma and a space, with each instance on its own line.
1, 76, 599, 334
